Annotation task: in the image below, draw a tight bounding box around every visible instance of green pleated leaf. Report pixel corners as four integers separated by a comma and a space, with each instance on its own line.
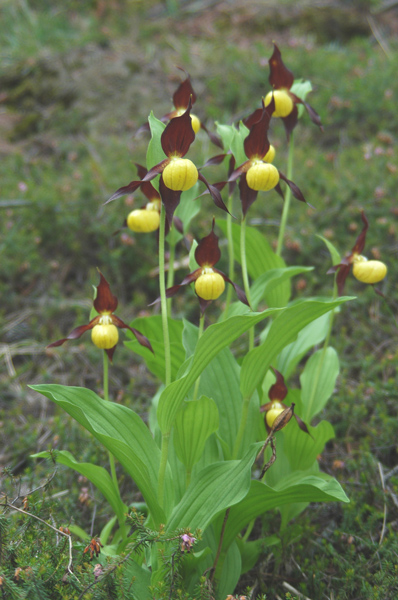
236, 536, 280, 575
291, 79, 313, 118
317, 234, 341, 267
157, 308, 282, 434
197, 348, 242, 456
230, 122, 249, 167
240, 297, 352, 400
166, 442, 262, 532
300, 347, 340, 422
146, 112, 167, 175
276, 313, 331, 379
216, 122, 236, 151
29, 384, 167, 526
174, 396, 219, 471
32, 450, 126, 525
123, 559, 152, 600
216, 541, 241, 600
125, 316, 185, 383
250, 266, 313, 310
223, 475, 349, 549
217, 220, 290, 308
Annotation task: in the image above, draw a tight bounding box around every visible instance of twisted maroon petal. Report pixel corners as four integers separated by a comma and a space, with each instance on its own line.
173, 69, 197, 108
278, 171, 309, 206
243, 99, 274, 160
159, 176, 182, 228
352, 210, 369, 255
198, 172, 229, 214
239, 174, 258, 217
47, 319, 99, 348
215, 269, 249, 306
112, 315, 153, 353
268, 368, 288, 402
161, 97, 195, 157
269, 43, 294, 90
195, 220, 221, 267
94, 271, 118, 314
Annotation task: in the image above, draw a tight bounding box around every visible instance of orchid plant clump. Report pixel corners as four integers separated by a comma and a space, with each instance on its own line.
30, 43, 387, 599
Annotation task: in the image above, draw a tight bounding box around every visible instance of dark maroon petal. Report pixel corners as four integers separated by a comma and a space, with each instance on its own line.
352, 210, 369, 255
161, 98, 195, 157
112, 315, 154, 353
268, 368, 288, 402
259, 401, 273, 414
47, 320, 98, 348
159, 176, 182, 228
274, 182, 285, 201
243, 101, 273, 160
195, 220, 221, 267
149, 270, 201, 305
239, 174, 258, 217
228, 155, 236, 196
105, 346, 117, 363
105, 161, 169, 205
216, 270, 249, 306
173, 70, 197, 109
105, 180, 142, 204
281, 104, 299, 140
290, 94, 323, 131
200, 122, 223, 148
198, 172, 230, 215
332, 263, 352, 296
173, 215, 184, 234
134, 163, 148, 180
268, 43, 294, 90
198, 297, 212, 315
228, 160, 252, 182
94, 271, 118, 314
278, 171, 310, 206
201, 153, 228, 168
243, 108, 264, 130
294, 413, 313, 438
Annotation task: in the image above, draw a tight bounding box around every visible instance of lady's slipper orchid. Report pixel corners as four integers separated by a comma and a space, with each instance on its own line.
229, 99, 308, 216
158, 220, 249, 313
263, 43, 323, 139
125, 164, 161, 233
107, 100, 227, 226
260, 368, 310, 435
140, 68, 222, 147
328, 211, 387, 295
48, 271, 153, 361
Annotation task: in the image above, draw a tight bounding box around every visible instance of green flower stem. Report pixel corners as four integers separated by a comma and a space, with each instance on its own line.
192, 313, 205, 403
276, 132, 295, 257
159, 204, 172, 388
240, 216, 254, 350
158, 204, 172, 508
166, 237, 176, 314
232, 394, 251, 460
103, 352, 126, 539
222, 193, 235, 320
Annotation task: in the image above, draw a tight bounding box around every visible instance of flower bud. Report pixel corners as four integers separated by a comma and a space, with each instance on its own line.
91, 320, 119, 349
352, 256, 387, 284
246, 162, 279, 191
264, 90, 294, 118
194, 269, 225, 300
263, 144, 276, 163
163, 158, 198, 191
127, 207, 160, 233
266, 401, 284, 428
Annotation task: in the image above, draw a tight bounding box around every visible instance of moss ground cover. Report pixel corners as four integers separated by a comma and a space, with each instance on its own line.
1, 1, 398, 598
